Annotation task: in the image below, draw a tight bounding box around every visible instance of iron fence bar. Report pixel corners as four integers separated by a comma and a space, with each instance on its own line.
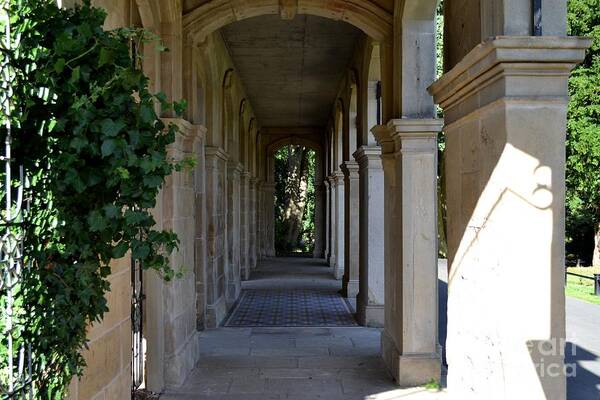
566, 271, 595, 280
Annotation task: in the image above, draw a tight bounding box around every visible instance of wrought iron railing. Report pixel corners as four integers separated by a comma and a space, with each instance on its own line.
1, 1, 33, 397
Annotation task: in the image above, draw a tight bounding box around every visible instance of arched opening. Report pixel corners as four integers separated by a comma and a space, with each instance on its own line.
272, 143, 318, 255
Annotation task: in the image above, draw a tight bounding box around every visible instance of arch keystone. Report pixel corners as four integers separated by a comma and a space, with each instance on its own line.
279, 0, 298, 20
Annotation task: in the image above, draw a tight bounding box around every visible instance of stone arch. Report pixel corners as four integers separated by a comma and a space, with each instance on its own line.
360, 39, 381, 146
265, 135, 323, 187
238, 99, 247, 166
266, 136, 322, 157
221, 69, 235, 153
182, 0, 393, 43
347, 70, 359, 157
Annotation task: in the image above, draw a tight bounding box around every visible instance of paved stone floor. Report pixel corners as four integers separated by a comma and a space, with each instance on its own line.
161, 258, 446, 400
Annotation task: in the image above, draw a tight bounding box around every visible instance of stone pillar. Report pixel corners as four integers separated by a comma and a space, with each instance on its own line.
256, 180, 265, 259
263, 182, 276, 257
327, 176, 337, 269
428, 37, 590, 399
374, 118, 442, 387
313, 183, 325, 258
204, 146, 228, 327
324, 179, 331, 262
240, 171, 250, 280
332, 171, 345, 280
354, 146, 385, 327
192, 125, 208, 330
341, 161, 360, 298
226, 162, 242, 308
249, 177, 258, 270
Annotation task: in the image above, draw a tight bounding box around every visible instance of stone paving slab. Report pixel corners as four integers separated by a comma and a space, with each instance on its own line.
161, 258, 447, 400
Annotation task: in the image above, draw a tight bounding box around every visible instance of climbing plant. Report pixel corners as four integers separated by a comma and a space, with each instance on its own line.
1, 0, 187, 397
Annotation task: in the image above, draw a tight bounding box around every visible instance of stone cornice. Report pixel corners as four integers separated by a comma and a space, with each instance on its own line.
428, 36, 591, 115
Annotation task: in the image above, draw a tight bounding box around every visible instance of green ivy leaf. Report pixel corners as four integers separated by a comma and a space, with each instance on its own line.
87, 211, 107, 232
100, 139, 117, 157
54, 58, 66, 73
100, 118, 125, 137
69, 66, 80, 84
111, 241, 129, 259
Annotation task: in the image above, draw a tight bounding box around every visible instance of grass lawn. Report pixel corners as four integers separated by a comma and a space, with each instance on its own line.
565, 266, 600, 305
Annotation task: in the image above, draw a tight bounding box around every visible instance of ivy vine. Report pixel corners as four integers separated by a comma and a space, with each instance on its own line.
1, 0, 188, 397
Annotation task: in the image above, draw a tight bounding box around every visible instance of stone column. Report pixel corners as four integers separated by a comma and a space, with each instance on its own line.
249, 177, 258, 269
327, 176, 337, 269
240, 171, 250, 280
374, 118, 442, 387
341, 161, 360, 298
428, 37, 590, 399
354, 146, 385, 327
263, 182, 276, 257
226, 162, 242, 308
324, 179, 331, 262
313, 183, 325, 258
203, 146, 228, 327
332, 171, 345, 280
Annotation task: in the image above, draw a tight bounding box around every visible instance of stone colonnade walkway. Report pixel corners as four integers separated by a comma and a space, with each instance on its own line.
161, 257, 446, 400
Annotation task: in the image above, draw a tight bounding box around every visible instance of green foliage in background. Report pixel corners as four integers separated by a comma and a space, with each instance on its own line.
274, 145, 316, 254
566, 0, 600, 265
0, 0, 186, 397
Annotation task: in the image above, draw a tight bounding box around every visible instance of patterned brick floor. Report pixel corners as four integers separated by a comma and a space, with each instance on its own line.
225, 289, 357, 327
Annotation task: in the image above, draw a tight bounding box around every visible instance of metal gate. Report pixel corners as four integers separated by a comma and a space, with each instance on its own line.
131, 255, 144, 398
1, 1, 33, 398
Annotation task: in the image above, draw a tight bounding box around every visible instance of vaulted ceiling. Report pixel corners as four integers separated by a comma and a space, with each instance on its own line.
221, 14, 362, 127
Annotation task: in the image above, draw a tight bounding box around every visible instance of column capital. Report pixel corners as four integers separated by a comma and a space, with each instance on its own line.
262, 182, 276, 192
340, 160, 360, 179
386, 118, 442, 139
323, 179, 330, 189
205, 146, 229, 162
227, 161, 244, 174
353, 145, 382, 169
331, 170, 345, 184
428, 36, 590, 126
371, 125, 394, 154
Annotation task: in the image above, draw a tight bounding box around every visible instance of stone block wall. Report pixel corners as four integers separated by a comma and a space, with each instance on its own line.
68, 256, 131, 400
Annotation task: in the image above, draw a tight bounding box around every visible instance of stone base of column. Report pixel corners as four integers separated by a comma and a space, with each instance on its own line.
381, 330, 441, 387
356, 301, 384, 327
206, 296, 227, 328
341, 279, 359, 298
333, 262, 343, 280
226, 281, 240, 310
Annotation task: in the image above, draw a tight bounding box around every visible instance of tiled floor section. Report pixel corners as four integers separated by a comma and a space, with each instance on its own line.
161, 258, 446, 400
225, 290, 357, 327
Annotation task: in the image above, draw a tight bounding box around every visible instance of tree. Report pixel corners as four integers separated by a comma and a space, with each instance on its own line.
274, 145, 316, 254
566, 0, 600, 266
